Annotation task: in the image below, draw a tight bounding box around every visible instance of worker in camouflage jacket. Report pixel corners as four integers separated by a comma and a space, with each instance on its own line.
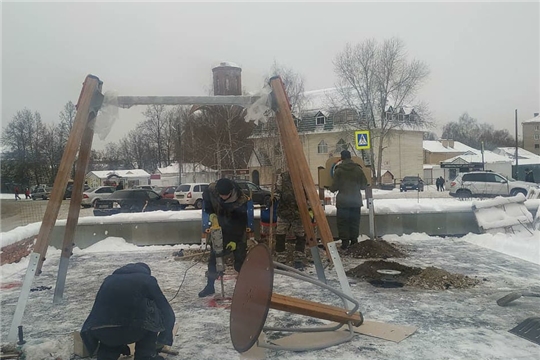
328, 150, 368, 250
270, 171, 307, 269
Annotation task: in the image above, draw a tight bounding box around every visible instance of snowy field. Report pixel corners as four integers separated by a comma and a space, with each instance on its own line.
1, 191, 539, 359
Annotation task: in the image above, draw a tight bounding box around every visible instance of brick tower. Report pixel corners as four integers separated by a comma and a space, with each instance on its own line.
212, 62, 242, 96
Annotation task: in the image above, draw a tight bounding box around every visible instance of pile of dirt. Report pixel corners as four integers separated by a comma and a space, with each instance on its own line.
407, 266, 480, 290
0, 237, 35, 265
346, 260, 481, 290
345, 239, 406, 259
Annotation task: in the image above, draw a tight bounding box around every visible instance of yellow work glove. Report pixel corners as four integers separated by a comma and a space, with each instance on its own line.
308, 208, 315, 223
209, 213, 219, 229
226, 242, 237, 251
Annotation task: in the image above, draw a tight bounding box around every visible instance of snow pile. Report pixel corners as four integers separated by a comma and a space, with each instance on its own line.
472, 194, 533, 232
462, 231, 540, 265
0, 222, 41, 248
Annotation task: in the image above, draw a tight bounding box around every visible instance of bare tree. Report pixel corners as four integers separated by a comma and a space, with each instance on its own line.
142, 104, 167, 168
259, 62, 307, 175
333, 38, 431, 183
1, 109, 49, 185
442, 112, 515, 150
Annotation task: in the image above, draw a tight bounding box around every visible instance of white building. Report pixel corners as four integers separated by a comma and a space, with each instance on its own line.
153, 162, 219, 187
86, 169, 151, 189
440, 150, 513, 179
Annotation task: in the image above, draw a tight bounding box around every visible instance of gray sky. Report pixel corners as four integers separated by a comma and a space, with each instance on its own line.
2, 1, 539, 149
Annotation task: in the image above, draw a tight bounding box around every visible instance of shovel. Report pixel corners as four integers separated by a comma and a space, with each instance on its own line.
497, 290, 540, 306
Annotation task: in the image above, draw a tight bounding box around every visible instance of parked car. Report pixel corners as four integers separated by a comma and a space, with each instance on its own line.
400, 176, 424, 192
160, 186, 177, 199
64, 183, 91, 199
236, 180, 272, 205
449, 171, 539, 198
31, 187, 52, 200
174, 183, 209, 209
134, 185, 160, 191
93, 189, 181, 216
81, 186, 116, 208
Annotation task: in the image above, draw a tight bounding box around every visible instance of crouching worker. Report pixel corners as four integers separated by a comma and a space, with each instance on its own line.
80, 262, 175, 360
199, 178, 249, 297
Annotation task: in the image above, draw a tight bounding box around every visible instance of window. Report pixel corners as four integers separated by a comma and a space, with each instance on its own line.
534, 134, 540, 140
225, 78, 230, 91
462, 173, 486, 182
536, 144, 539, 149
535, 125, 539, 131
247, 183, 258, 191
201, 185, 209, 192
316, 115, 326, 125
398, 113, 404, 121
318, 140, 328, 154
147, 191, 159, 200
336, 139, 347, 152
194, 185, 200, 192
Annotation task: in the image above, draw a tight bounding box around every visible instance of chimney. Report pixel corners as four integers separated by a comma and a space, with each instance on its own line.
448, 140, 454, 148
440, 139, 449, 148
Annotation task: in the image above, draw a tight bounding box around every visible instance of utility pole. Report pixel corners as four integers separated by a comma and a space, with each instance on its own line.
481, 141, 485, 171
515, 109, 519, 179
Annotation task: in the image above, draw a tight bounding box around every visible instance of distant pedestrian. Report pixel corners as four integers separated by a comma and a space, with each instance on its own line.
525, 168, 535, 183
439, 176, 445, 191
435, 177, 441, 191
116, 182, 124, 191
24, 188, 30, 199
14, 187, 21, 201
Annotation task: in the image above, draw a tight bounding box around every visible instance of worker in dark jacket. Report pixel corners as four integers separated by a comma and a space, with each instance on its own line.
81, 263, 175, 360
199, 178, 249, 297
328, 150, 368, 250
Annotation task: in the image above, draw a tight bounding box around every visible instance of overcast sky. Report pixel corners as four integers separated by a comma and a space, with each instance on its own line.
2, 1, 539, 148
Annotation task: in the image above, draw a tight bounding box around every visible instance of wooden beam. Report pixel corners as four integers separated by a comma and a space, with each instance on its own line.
53, 114, 96, 302
269, 77, 334, 256
270, 293, 363, 326
33, 75, 102, 274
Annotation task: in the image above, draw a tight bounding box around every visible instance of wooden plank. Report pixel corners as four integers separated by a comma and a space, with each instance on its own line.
269, 77, 334, 257
33, 75, 102, 275
269, 293, 362, 326
271, 330, 351, 349
271, 320, 417, 347
352, 320, 417, 343
54, 115, 97, 303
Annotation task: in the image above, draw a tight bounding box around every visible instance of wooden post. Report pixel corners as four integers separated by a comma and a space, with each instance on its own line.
33, 75, 102, 275
269, 77, 333, 257
53, 114, 97, 303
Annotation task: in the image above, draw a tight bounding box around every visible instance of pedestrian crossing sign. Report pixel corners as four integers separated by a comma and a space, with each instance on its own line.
355, 130, 370, 150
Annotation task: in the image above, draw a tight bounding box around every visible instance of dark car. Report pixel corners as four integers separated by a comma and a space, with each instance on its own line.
64, 183, 90, 199
400, 176, 424, 192
93, 189, 181, 216
235, 180, 271, 205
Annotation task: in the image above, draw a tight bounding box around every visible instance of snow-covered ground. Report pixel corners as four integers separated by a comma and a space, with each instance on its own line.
1, 191, 539, 359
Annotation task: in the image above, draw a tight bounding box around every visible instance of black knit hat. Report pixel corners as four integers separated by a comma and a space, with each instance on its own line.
216, 178, 234, 195
341, 150, 351, 160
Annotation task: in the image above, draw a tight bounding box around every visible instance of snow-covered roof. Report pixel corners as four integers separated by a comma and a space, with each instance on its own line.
303, 88, 336, 110
442, 150, 511, 164
423, 140, 476, 153
303, 87, 418, 115
157, 162, 217, 174
88, 169, 150, 179
494, 147, 540, 165
522, 114, 540, 123
212, 61, 240, 69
